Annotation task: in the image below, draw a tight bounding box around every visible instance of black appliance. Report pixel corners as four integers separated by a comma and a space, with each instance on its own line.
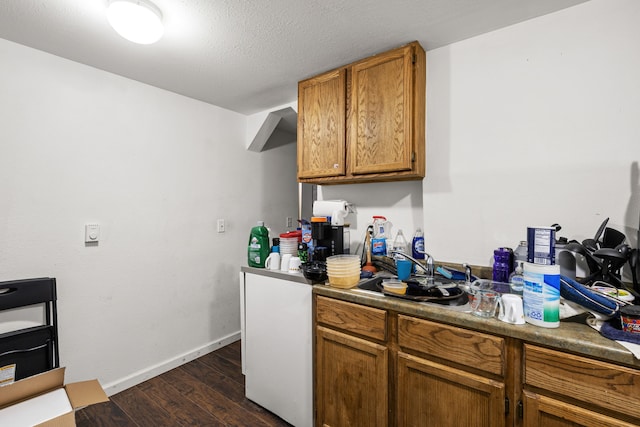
312, 222, 345, 260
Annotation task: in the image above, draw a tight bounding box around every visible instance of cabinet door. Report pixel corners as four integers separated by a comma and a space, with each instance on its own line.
349, 44, 417, 175
397, 352, 506, 427
524, 344, 640, 420
522, 390, 638, 427
297, 68, 346, 179
316, 326, 388, 427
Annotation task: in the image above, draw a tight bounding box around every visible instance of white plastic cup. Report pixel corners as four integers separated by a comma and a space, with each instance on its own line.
265, 252, 281, 271
288, 256, 302, 273
498, 294, 525, 325
280, 254, 292, 272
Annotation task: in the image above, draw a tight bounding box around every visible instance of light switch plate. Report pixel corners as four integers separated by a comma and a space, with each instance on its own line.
85, 223, 100, 243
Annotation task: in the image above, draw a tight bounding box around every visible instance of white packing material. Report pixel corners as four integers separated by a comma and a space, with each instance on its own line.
0, 388, 72, 426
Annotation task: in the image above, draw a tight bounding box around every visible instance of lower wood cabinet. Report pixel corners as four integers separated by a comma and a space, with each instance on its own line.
397, 352, 506, 427
314, 295, 640, 427
396, 314, 509, 427
315, 296, 389, 426
522, 391, 637, 427
316, 326, 388, 427
523, 344, 640, 427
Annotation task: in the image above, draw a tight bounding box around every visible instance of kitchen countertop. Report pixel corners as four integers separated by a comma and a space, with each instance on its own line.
315, 284, 640, 369
242, 265, 640, 369
241, 265, 310, 284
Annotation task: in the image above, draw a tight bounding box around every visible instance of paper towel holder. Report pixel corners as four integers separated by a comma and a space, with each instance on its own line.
312, 200, 354, 226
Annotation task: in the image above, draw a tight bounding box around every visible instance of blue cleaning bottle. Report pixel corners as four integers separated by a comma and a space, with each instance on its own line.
412, 228, 425, 259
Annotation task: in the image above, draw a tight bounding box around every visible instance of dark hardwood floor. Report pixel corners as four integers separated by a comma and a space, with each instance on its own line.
76, 341, 292, 426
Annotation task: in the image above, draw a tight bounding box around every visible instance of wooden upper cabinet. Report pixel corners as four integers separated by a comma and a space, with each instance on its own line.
350, 44, 415, 175
297, 41, 425, 184
297, 68, 346, 179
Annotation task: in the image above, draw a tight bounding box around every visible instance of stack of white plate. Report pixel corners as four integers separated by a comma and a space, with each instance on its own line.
280, 237, 299, 257
326, 255, 361, 288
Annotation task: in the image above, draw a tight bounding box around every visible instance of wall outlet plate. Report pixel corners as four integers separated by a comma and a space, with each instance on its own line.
85, 223, 100, 243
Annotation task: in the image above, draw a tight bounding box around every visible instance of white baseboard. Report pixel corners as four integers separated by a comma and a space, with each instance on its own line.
102, 331, 241, 396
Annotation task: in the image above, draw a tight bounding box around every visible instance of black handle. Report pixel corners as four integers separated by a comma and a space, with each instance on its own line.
517, 400, 524, 419
0, 342, 49, 358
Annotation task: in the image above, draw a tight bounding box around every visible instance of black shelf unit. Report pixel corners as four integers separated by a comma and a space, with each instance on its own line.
0, 277, 59, 381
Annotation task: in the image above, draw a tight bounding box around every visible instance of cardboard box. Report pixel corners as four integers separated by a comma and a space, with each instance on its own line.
0, 367, 108, 426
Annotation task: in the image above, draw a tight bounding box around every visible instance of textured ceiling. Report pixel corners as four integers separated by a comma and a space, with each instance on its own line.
0, 0, 588, 114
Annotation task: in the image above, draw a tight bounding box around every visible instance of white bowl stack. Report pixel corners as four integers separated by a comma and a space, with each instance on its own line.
326, 255, 361, 288
280, 237, 299, 257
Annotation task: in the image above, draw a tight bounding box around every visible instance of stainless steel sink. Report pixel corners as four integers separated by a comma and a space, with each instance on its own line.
356, 276, 385, 292
353, 274, 471, 310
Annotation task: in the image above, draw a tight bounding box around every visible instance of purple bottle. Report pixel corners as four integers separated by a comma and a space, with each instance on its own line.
492, 248, 513, 283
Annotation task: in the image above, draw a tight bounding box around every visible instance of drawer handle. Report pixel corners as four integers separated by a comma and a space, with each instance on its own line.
0, 342, 49, 358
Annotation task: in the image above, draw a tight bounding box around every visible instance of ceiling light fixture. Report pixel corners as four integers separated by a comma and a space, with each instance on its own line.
107, 0, 164, 45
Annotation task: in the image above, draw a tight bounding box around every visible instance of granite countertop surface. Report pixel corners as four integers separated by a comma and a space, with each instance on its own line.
314, 284, 640, 369
242, 265, 640, 369
242, 265, 310, 284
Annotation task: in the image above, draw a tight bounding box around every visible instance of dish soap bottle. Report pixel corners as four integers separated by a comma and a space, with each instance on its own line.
509, 261, 525, 295
248, 221, 270, 268
412, 228, 425, 259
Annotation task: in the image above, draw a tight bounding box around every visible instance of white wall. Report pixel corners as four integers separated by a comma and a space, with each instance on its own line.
3, 0, 639, 394
0, 38, 298, 392
319, 182, 424, 257
424, 0, 640, 267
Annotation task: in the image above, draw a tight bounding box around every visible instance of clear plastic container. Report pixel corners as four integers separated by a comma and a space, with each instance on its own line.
514, 240, 528, 263
382, 279, 407, 295
392, 229, 408, 259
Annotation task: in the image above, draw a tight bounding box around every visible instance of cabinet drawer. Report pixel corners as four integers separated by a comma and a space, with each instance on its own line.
524, 344, 640, 419
398, 315, 505, 376
316, 296, 387, 341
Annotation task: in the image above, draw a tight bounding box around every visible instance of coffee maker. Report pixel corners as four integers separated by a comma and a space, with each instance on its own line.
311, 222, 346, 260
310, 200, 352, 260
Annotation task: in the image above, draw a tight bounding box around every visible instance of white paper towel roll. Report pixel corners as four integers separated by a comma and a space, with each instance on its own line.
313, 200, 349, 225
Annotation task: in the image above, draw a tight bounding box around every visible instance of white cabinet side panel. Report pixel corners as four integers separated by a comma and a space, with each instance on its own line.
244, 273, 312, 427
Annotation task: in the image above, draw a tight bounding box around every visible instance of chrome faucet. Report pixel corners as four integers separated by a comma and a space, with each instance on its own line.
454, 263, 474, 293
391, 250, 434, 279
463, 263, 473, 284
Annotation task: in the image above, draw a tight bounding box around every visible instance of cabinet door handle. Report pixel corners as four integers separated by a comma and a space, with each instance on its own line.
517, 400, 524, 419
505, 396, 509, 416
